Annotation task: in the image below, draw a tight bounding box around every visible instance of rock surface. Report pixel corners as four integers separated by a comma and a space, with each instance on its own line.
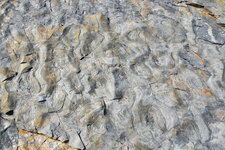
0, 0, 225, 149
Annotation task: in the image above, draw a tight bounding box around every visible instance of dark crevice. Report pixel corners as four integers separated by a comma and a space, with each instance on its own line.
5, 110, 14, 116
2, 72, 18, 82
22, 67, 33, 73
186, 2, 204, 8
77, 131, 86, 150
38, 99, 47, 103
217, 23, 225, 27
102, 100, 107, 116
201, 39, 224, 46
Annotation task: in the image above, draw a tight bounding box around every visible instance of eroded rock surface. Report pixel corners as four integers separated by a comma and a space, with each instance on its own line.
0, 0, 225, 149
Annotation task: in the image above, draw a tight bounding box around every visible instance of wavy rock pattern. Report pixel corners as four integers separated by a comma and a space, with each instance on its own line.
0, 0, 225, 149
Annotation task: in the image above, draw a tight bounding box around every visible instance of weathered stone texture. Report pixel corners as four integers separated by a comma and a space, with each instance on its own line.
0, 0, 225, 149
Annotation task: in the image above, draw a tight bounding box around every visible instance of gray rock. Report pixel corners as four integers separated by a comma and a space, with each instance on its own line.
0, 0, 225, 149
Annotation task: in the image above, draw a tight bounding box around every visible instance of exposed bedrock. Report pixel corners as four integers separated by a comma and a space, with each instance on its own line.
0, 0, 225, 149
